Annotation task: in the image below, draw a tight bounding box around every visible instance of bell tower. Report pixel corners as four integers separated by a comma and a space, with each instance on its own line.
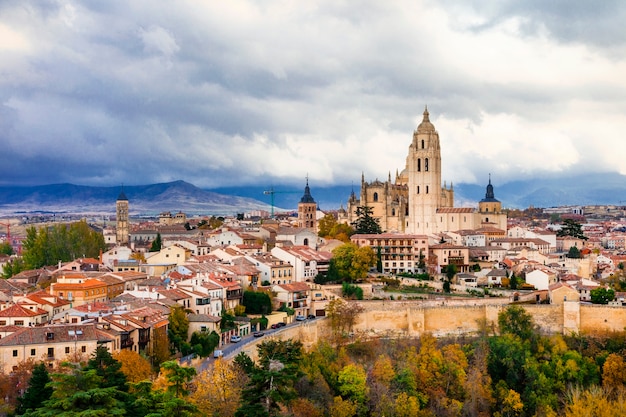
297, 177, 317, 231
406, 107, 446, 234
116, 187, 129, 245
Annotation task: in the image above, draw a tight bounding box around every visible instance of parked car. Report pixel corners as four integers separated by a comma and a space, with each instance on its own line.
277, 322, 286, 327
213, 350, 223, 358
295, 315, 306, 321
253, 331, 265, 337
307, 314, 316, 320
230, 335, 242, 343
270, 323, 278, 329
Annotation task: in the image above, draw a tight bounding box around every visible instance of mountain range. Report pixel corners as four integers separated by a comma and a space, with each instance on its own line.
1, 172, 625, 216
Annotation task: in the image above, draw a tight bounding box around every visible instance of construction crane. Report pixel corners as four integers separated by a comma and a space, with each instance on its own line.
263, 187, 300, 218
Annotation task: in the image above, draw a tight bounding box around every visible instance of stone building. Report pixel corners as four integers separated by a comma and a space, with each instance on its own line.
116, 188, 129, 245
341, 108, 507, 235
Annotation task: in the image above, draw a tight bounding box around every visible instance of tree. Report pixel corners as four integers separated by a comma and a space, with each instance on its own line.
191, 358, 248, 417
331, 243, 376, 282
326, 299, 364, 343
568, 246, 581, 259
557, 219, 587, 240
341, 282, 364, 300
190, 330, 220, 357
590, 287, 615, 304
602, 353, 626, 390
243, 290, 272, 315
0, 242, 13, 255
351, 206, 382, 234
86, 345, 129, 392
150, 232, 163, 252
15, 363, 53, 415
443, 264, 457, 293
168, 305, 190, 354
498, 305, 537, 341
22, 362, 127, 417
113, 349, 153, 384
20, 221, 107, 270
150, 325, 171, 368
236, 339, 304, 417
337, 363, 369, 411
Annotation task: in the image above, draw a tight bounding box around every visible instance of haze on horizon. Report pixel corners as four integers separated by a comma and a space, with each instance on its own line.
1, 1, 625, 190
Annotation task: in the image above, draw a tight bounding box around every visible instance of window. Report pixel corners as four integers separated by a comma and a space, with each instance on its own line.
65, 347, 70, 354
417, 159, 421, 172
425, 158, 429, 171
421, 139, 425, 149
426, 186, 429, 194
373, 192, 379, 202
417, 186, 420, 194
31, 349, 36, 356
12, 350, 17, 357
48, 348, 54, 358
81, 346, 87, 353
15, 320, 24, 326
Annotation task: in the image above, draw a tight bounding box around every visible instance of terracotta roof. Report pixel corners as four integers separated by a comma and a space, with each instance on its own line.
0, 324, 110, 347
436, 207, 475, 213
0, 304, 48, 318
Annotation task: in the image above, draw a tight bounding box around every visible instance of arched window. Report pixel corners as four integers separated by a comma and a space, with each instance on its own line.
426, 186, 429, 194
417, 186, 420, 194
303, 238, 309, 246
373, 192, 379, 202
417, 159, 421, 172
421, 139, 425, 149
392, 208, 396, 216
425, 158, 429, 171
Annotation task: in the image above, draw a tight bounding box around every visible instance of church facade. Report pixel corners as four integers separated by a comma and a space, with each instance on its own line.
341, 108, 507, 235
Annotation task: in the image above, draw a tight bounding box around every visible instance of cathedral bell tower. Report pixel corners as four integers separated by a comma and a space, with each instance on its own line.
406, 107, 451, 234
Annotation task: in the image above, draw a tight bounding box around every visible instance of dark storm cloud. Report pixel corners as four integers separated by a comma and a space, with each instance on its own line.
1, 0, 625, 190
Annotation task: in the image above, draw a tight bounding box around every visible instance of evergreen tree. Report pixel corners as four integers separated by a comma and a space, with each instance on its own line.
150, 232, 163, 252
351, 206, 382, 234
168, 306, 190, 354
85, 346, 128, 392
15, 363, 53, 415
557, 219, 587, 240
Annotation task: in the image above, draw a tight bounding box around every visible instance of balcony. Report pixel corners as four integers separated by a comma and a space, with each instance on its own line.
121, 338, 134, 349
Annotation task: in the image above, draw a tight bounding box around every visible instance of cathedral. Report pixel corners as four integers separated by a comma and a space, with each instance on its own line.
341, 107, 507, 235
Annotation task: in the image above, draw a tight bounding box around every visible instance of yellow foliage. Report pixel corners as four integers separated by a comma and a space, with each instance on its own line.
329, 396, 357, 417
113, 349, 153, 384
189, 357, 246, 417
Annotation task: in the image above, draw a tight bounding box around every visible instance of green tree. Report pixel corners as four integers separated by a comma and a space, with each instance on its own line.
351, 206, 382, 234
0, 242, 13, 255
236, 339, 304, 417
85, 346, 128, 392
557, 219, 587, 240
337, 363, 369, 411
190, 330, 220, 357
341, 282, 364, 300
22, 362, 127, 417
498, 305, 537, 341
20, 221, 106, 269
331, 243, 376, 282
150, 232, 163, 252
590, 287, 615, 304
168, 306, 190, 354
2, 256, 25, 278
568, 246, 581, 259
243, 290, 272, 315
15, 362, 53, 415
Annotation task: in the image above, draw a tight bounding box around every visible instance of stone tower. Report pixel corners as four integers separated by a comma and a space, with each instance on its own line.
406, 107, 453, 234
297, 178, 317, 231
116, 188, 129, 245
478, 175, 503, 224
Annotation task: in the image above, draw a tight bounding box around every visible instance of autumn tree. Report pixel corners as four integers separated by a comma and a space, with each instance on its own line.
113, 349, 153, 384
191, 357, 248, 417
150, 325, 171, 368
168, 305, 190, 354
602, 353, 626, 390
337, 363, 369, 413
330, 243, 376, 282
326, 298, 364, 344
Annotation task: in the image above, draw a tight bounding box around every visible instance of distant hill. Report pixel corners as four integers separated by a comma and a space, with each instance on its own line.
0, 180, 272, 216
1, 173, 625, 216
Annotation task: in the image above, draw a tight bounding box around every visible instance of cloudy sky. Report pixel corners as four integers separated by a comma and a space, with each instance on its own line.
1, 1, 625, 190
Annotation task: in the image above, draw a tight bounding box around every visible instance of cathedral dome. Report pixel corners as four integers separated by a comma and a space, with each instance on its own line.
417, 107, 436, 133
